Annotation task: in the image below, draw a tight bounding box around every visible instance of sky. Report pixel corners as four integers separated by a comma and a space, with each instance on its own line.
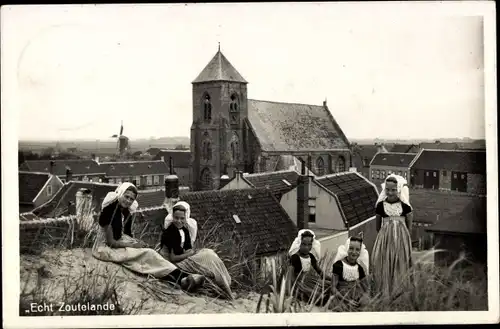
2, 3, 487, 141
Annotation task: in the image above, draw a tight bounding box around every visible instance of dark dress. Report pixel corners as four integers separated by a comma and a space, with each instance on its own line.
98, 200, 134, 240
332, 259, 368, 308
289, 253, 330, 305
161, 225, 192, 255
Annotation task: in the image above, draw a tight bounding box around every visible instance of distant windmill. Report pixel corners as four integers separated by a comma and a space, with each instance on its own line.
111, 120, 129, 158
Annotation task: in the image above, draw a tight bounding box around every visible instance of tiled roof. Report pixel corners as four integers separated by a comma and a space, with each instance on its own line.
100, 161, 169, 177
145, 148, 162, 156
19, 172, 51, 204
426, 198, 486, 234
390, 144, 420, 153
180, 188, 297, 256
19, 160, 103, 176
411, 150, 486, 174
31, 182, 118, 218
153, 150, 191, 168
192, 50, 247, 84
136, 188, 190, 210
243, 170, 300, 199
352, 145, 380, 168
247, 100, 349, 152
315, 172, 379, 227
370, 152, 418, 167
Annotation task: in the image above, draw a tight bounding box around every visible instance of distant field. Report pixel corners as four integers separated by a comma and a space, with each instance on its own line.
411, 188, 483, 224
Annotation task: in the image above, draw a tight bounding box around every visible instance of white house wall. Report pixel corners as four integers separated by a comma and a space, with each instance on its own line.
318, 231, 349, 260
221, 176, 253, 190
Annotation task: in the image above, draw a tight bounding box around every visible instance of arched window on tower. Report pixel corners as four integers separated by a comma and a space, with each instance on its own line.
229, 94, 239, 112
316, 157, 325, 176
203, 94, 212, 122
336, 155, 346, 173
200, 167, 212, 189
230, 131, 240, 162
202, 140, 212, 161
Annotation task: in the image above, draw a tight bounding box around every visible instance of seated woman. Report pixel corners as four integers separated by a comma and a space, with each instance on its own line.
330, 235, 370, 311
92, 183, 204, 292
159, 201, 233, 300
287, 229, 331, 305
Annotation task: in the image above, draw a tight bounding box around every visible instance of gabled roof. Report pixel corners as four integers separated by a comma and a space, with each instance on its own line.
136, 188, 297, 257
411, 149, 486, 174
31, 181, 118, 218
18, 172, 51, 204
370, 152, 418, 167
100, 160, 170, 177
315, 172, 379, 227
426, 198, 487, 234
247, 100, 350, 152
153, 150, 191, 168
242, 170, 300, 199
390, 144, 420, 153
19, 160, 103, 176
192, 50, 247, 84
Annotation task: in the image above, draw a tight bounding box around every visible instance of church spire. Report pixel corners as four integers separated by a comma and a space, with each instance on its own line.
218, 42, 220, 52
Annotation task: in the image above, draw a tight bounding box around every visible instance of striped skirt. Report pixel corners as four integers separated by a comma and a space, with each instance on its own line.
176, 248, 233, 300
293, 272, 332, 306
371, 216, 412, 299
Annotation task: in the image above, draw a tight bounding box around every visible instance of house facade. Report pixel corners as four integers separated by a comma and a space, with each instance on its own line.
425, 198, 487, 266
19, 171, 64, 213
189, 49, 352, 191
99, 160, 170, 190
409, 149, 486, 194
369, 152, 418, 186
154, 150, 191, 187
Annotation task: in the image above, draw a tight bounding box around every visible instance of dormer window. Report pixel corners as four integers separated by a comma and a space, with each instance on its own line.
203, 94, 212, 122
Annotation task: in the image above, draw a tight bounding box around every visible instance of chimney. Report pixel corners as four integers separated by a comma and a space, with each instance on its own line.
164, 173, 179, 213
323, 98, 327, 107
75, 188, 93, 232
49, 160, 55, 175
296, 158, 309, 230
66, 167, 73, 182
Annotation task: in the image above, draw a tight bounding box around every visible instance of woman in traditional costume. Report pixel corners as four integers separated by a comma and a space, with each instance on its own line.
92, 183, 204, 291
330, 235, 370, 310
371, 174, 414, 298
287, 229, 331, 305
159, 201, 233, 300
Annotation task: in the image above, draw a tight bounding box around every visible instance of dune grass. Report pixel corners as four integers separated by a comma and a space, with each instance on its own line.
20, 217, 488, 315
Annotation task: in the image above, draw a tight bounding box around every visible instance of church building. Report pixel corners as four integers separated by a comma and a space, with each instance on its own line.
190, 48, 352, 191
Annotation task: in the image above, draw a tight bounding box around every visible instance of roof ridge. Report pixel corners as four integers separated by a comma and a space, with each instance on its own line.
422, 148, 486, 153
69, 181, 118, 187
375, 152, 418, 156
245, 169, 298, 178
18, 171, 51, 176
249, 98, 323, 107
316, 171, 355, 180
100, 160, 166, 164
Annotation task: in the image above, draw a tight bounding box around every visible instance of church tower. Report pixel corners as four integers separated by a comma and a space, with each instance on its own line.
190, 47, 248, 191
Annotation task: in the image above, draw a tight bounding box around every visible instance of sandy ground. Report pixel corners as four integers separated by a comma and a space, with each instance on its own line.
20, 248, 264, 314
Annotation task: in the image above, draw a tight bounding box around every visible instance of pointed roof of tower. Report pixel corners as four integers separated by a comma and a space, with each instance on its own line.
192, 49, 248, 84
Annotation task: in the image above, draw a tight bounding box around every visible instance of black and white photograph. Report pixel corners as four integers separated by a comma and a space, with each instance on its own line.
2, 2, 498, 328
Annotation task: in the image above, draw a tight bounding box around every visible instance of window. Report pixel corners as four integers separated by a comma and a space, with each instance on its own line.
426, 172, 430, 177
146, 175, 153, 185
398, 171, 402, 176
461, 174, 465, 179
200, 168, 212, 189
229, 94, 239, 112
116, 178, 122, 184
336, 156, 346, 172
403, 172, 407, 178
203, 94, 212, 122
135, 176, 141, 185
453, 173, 457, 178
381, 170, 386, 177
153, 175, 160, 185
47, 185, 53, 196
82, 176, 89, 182
316, 157, 325, 176
442, 171, 447, 177
433, 172, 437, 177
202, 141, 212, 160
109, 178, 115, 184
362, 158, 368, 167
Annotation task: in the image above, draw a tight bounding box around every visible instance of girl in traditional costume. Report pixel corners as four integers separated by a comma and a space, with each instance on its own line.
287, 229, 331, 305
160, 201, 233, 300
92, 183, 204, 291
371, 174, 414, 298
330, 235, 370, 310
